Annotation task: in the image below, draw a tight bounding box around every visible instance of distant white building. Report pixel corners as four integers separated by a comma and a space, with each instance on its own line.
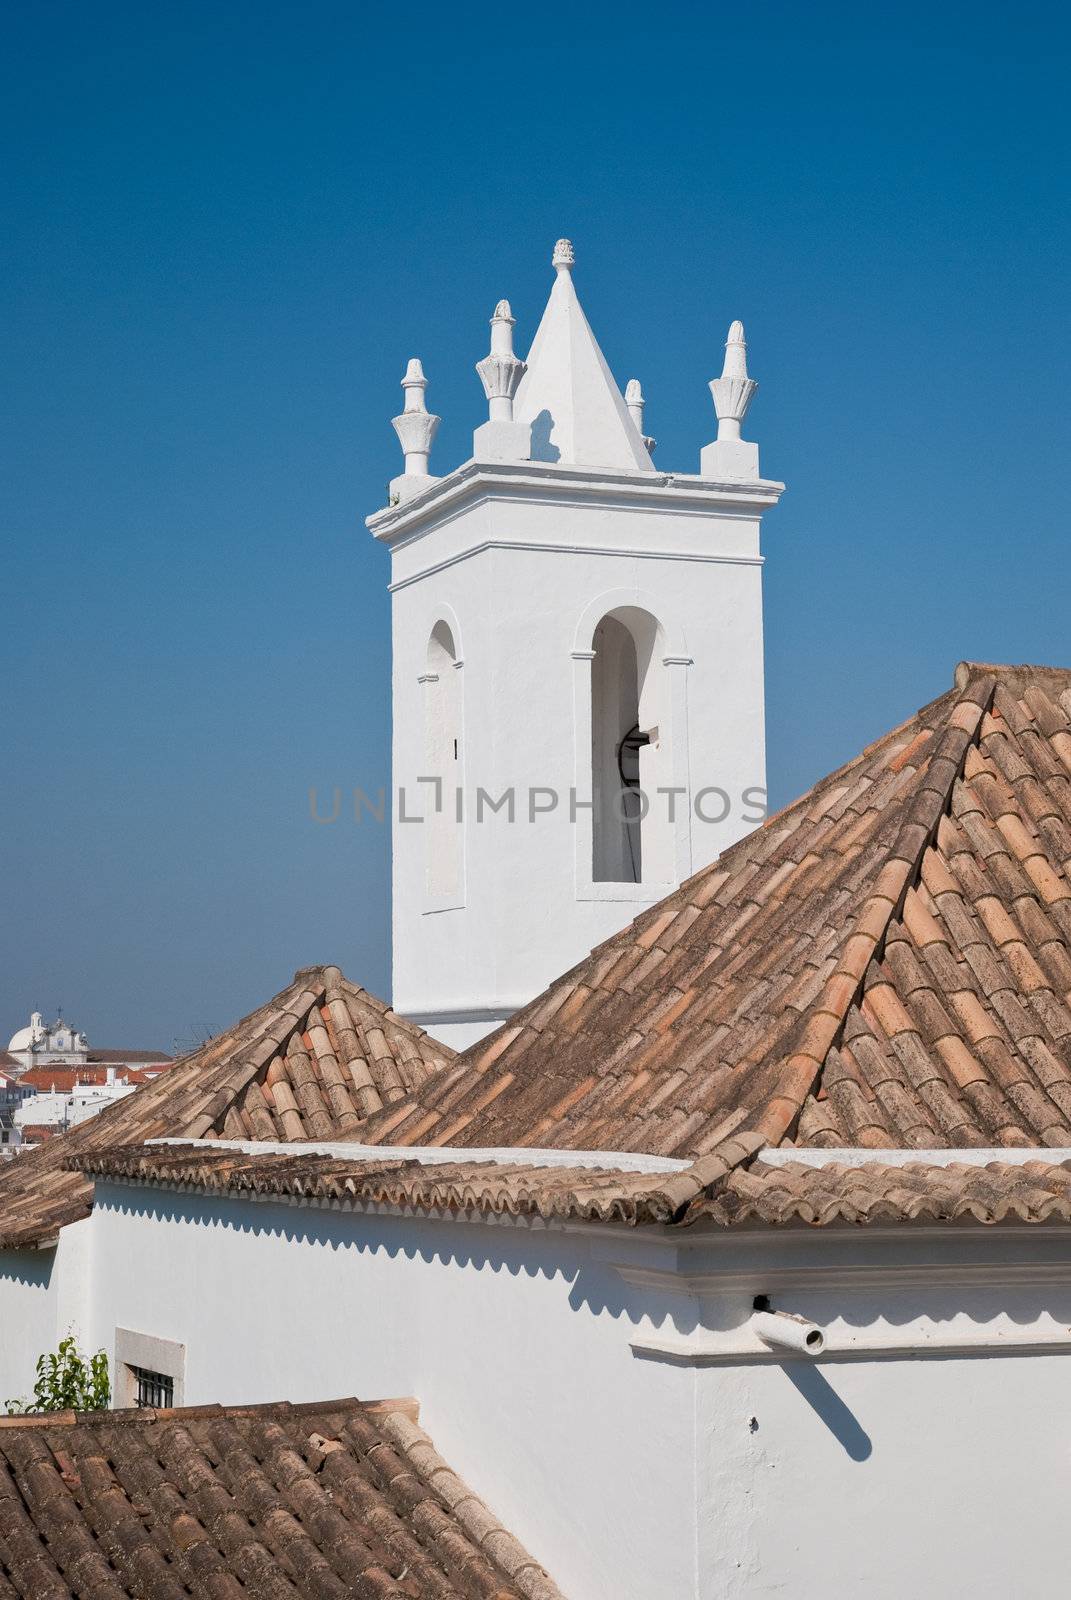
1, 1012, 172, 1147
2, 1012, 171, 1079
13, 1075, 137, 1142
5, 1011, 88, 1070
0, 1070, 31, 1150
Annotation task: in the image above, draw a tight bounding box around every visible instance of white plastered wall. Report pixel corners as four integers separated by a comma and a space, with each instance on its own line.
0, 1216, 93, 1406
679, 1226, 1071, 1599
86, 1184, 696, 1600
696, 1350, 1071, 1599
83, 1180, 1071, 1600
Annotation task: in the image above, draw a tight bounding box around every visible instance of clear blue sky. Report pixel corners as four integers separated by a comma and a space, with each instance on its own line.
2, 0, 1067, 1049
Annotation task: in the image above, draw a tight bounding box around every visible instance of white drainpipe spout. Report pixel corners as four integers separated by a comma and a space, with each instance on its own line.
752, 1308, 826, 1356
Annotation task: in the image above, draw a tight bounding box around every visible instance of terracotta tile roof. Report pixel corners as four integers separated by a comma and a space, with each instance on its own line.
15, 660, 1071, 1240
74, 1145, 692, 1225
0, 1396, 564, 1599
17, 1067, 158, 1092
350, 664, 1071, 1203
0, 1052, 170, 1078
0, 967, 453, 1249
72, 1143, 1071, 1230
698, 1157, 1071, 1226
86, 1049, 173, 1065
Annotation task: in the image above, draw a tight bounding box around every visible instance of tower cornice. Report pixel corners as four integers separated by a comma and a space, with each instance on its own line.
366, 458, 786, 546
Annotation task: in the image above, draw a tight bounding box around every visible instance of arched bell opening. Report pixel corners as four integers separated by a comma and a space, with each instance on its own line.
591, 607, 671, 884
423, 619, 463, 901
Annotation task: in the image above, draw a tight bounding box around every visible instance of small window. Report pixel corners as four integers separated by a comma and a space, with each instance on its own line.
130, 1365, 174, 1408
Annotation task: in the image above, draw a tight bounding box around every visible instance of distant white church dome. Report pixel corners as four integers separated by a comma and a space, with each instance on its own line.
6, 1010, 88, 1065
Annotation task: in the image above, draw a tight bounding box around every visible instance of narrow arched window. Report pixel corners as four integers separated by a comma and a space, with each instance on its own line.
423, 620, 462, 901
591, 607, 671, 884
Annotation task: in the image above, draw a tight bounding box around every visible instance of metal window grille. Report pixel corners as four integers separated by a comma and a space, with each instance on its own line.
131, 1366, 174, 1408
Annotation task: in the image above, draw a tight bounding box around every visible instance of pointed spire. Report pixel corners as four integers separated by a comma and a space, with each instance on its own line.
625, 379, 656, 455
511, 240, 654, 471
473, 299, 532, 462
700, 320, 760, 480
390, 358, 441, 503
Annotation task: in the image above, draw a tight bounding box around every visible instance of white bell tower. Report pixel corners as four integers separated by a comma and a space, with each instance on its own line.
367, 241, 784, 1049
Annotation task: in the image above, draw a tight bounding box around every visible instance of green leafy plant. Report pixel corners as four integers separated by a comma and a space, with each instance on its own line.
5, 1335, 110, 1414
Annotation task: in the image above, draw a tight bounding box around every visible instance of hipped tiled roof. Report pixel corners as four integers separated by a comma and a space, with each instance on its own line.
353, 664, 1071, 1190
0, 1397, 564, 1599
13, 661, 1071, 1242
0, 967, 453, 1249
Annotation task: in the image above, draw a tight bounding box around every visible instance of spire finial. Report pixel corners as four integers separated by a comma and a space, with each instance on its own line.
710, 320, 757, 441
473, 298, 532, 462
552, 238, 575, 274
721, 320, 749, 382
625, 379, 656, 455
476, 299, 526, 421
400, 357, 429, 408
389, 357, 441, 503
700, 320, 760, 480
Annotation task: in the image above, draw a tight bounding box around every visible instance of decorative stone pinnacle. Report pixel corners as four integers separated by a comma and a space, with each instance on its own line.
625, 379, 656, 455
391, 357, 440, 476
476, 299, 527, 422
552, 238, 575, 273
709, 320, 758, 442
399, 357, 428, 409
722, 320, 749, 380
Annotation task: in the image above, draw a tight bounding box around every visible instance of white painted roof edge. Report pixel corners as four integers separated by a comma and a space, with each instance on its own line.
145, 1137, 691, 1175
758, 1146, 1071, 1169
145, 1138, 1071, 1174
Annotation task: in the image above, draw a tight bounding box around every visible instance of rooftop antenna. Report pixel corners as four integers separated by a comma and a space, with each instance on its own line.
172, 1022, 213, 1057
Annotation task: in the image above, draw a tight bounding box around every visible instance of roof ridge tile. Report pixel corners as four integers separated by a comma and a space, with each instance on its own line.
741, 679, 998, 1159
